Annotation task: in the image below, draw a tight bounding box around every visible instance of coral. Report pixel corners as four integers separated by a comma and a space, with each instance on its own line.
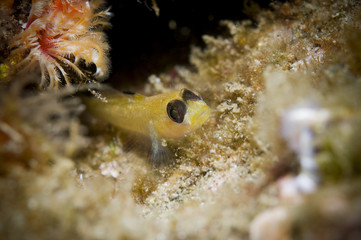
4, 0, 111, 88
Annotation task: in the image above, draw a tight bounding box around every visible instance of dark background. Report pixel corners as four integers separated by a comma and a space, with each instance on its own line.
106, 0, 272, 88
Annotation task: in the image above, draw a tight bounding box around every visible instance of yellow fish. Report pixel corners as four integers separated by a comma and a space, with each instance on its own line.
82, 88, 210, 164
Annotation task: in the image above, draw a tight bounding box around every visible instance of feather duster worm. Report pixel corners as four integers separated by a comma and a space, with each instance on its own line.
7, 0, 111, 88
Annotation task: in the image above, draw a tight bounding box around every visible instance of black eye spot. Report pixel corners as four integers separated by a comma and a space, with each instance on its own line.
167, 100, 187, 123
122, 90, 135, 95
181, 88, 202, 101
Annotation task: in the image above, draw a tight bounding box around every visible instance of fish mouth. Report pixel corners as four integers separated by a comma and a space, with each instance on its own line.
193, 106, 211, 126
198, 109, 210, 121
185, 100, 210, 130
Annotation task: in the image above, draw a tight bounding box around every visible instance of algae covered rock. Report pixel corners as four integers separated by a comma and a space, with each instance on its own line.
1, 0, 361, 239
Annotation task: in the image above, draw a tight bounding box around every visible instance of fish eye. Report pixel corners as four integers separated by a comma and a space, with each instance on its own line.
167, 100, 187, 123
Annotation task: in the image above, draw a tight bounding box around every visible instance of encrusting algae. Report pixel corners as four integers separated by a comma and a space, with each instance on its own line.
1, 0, 361, 239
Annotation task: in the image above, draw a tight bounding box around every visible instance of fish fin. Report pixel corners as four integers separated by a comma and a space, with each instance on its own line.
147, 121, 174, 166
75, 84, 146, 101
120, 91, 146, 101
119, 130, 173, 167
148, 137, 173, 167
94, 87, 146, 103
